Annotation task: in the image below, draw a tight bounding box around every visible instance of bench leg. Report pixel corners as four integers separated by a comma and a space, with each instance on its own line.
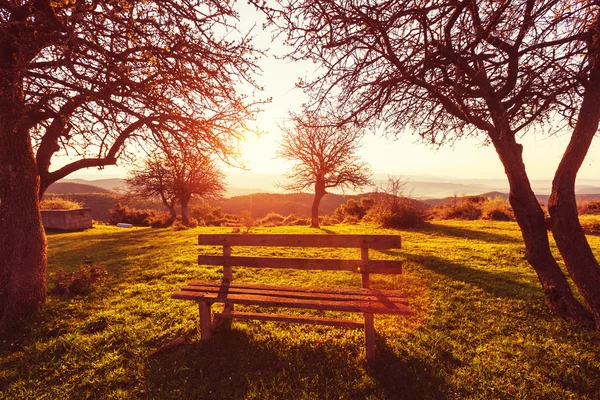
364, 313, 375, 362
199, 302, 212, 341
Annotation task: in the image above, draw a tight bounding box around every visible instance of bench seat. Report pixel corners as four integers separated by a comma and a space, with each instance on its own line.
172, 280, 412, 315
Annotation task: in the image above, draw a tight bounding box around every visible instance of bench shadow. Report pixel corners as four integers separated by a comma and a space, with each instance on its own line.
146, 327, 449, 399
419, 223, 522, 244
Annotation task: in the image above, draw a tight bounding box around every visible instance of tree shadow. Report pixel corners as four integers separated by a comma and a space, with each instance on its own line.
146, 327, 449, 399
419, 223, 522, 244
398, 252, 539, 300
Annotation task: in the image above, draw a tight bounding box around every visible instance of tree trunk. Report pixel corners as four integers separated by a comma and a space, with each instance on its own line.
0, 119, 47, 328
548, 50, 600, 330
491, 134, 594, 328
311, 182, 326, 228
181, 196, 191, 225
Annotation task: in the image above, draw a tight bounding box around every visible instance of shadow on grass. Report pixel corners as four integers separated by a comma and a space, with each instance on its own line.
400, 252, 540, 300
420, 223, 522, 244
146, 328, 449, 399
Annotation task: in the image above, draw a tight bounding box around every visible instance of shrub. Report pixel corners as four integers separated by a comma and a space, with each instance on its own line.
320, 215, 340, 226
239, 210, 253, 232
333, 197, 375, 222
40, 196, 82, 210
428, 195, 483, 220
342, 215, 360, 224
578, 200, 600, 215
481, 196, 514, 221
282, 214, 299, 225
257, 212, 286, 227
109, 203, 159, 226
190, 202, 224, 226
365, 195, 427, 228
50, 263, 107, 296
292, 218, 311, 226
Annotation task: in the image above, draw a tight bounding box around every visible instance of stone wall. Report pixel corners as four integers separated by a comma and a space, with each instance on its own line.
41, 208, 93, 231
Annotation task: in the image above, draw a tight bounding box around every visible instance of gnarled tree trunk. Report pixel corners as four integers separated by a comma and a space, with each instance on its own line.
549, 52, 600, 330
491, 132, 594, 328
0, 119, 47, 328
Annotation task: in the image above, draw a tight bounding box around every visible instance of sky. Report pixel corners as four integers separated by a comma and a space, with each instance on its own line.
59, 4, 600, 183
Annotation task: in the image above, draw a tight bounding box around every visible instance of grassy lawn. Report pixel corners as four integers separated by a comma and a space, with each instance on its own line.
1, 221, 599, 399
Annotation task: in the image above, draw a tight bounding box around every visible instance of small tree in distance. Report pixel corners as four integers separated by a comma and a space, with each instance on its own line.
278, 110, 373, 228
126, 148, 226, 225
127, 155, 179, 224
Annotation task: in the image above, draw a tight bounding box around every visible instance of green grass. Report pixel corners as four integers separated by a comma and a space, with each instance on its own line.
1, 221, 599, 399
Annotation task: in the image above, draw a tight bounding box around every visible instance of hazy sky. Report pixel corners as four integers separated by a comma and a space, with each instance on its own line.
59, 4, 600, 182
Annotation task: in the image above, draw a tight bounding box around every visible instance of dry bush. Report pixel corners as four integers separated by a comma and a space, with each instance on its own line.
578, 200, 600, 215
364, 177, 426, 228
256, 212, 286, 227
481, 196, 514, 221
40, 196, 82, 210
50, 263, 108, 296
428, 195, 484, 220
342, 215, 360, 224
190, 202, 224, 226
239, 210, 253, 232
320, 215, 340, 225
333, 197, 375, 222
109, 203, 164, 226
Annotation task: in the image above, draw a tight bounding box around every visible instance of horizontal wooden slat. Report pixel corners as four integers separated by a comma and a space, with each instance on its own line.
198, 234, 401, 249
197, 255, 402, 274
213, 311, 364, 329
171, 291, 412, 315
183, 282, 409, 304
188, 280, 408, 297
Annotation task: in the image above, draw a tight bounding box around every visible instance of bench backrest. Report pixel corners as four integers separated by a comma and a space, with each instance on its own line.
197, 234, 402, 288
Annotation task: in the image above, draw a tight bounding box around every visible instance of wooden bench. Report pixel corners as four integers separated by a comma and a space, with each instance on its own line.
172, 234, 411, 361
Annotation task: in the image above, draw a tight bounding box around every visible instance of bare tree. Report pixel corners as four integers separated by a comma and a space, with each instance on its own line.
0, 0, 262, 326
127, 148, 226, 225
169, 149, 226, 225
126, 155, 179, 223
278, 110, 372, 228
268, 0, 600, 328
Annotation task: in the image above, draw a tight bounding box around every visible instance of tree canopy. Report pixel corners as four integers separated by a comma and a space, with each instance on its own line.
268, 0, 600, 328
0, 0, 262, 326
278, 110, 372, 227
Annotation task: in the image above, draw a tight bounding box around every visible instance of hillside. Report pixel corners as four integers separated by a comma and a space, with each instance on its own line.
46, 182, 111, 195
220, 192, 378, 218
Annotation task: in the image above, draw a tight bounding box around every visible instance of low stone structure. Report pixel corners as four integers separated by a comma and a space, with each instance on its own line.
41, 208, 93, 231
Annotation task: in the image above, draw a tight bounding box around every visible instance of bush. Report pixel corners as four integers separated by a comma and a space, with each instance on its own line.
40, 196, 82, 210
257, 212, 286, 227
320, 215, 340, 226
342, 215, 360, 224
239, 210, 253, 232
109, 203, 160, 226
578, 200, 600, 215
190, 202, 224, 226
481, 196, 514, 221
428, 195, 484, 220
282, 214, 299, 225
365, 195, 427, 228
333, 197, 375, 222
50, 263, 107, 296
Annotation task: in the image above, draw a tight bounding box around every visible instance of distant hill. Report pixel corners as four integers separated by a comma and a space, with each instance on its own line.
220, 192, 368, 218
60, 178, 126, 192
47, 182, 111, 195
